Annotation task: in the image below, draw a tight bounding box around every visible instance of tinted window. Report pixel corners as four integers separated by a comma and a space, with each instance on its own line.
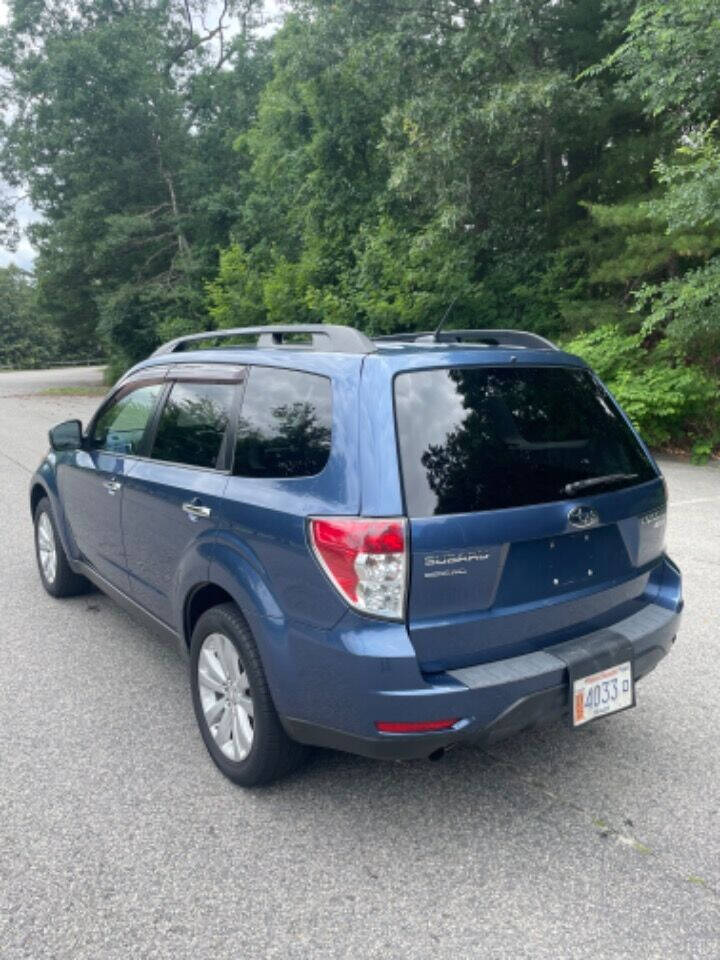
151, 381, 234, 469
235, 367, 332, 478
394, 366, 656, 516
92, 383, 162, 455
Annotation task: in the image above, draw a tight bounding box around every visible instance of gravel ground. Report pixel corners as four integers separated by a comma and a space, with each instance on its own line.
0, 367, 718, 959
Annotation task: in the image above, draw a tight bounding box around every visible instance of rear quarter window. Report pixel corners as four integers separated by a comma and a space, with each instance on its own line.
234, 366, 332, 479
394, 365, 656, 516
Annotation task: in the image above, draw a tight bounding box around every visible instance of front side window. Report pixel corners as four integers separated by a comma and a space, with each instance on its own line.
150, 381, 235, 469
234, 367, 332, 479
92, 383, 163, 456
394, 366, 656, 516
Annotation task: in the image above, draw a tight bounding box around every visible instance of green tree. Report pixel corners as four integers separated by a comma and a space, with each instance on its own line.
560, 0, 720, 457
589, 0, 720, 356
1, 0, 269, 371
0, 265, 61, 368
210, 0, 652, 336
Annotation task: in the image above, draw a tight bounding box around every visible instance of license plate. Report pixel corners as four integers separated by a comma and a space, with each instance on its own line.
572, 661, 633, 727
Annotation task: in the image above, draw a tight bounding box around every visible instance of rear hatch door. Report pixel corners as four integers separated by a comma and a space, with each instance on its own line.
394, 363, 666, 671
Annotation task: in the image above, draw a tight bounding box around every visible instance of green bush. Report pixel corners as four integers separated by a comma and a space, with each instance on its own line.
564, 325, 719, 452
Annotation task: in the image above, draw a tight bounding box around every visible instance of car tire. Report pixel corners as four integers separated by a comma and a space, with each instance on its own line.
34, 497, 90, 598
190, 602, 308, 786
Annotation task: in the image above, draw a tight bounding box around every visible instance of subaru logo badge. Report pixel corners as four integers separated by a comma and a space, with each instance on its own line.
567, 505, 599, 529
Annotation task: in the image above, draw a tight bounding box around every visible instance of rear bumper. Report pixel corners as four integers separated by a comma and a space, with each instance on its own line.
282, 595, 682, 761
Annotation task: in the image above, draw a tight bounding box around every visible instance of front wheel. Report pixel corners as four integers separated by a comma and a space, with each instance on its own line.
190, 603, 308, 786
34, 497, 89, 598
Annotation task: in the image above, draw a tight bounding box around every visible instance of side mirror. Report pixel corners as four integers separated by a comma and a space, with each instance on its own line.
49, 419, 83, 452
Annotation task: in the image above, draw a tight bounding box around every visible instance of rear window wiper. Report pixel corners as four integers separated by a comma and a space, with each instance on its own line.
563, 473, 638, 496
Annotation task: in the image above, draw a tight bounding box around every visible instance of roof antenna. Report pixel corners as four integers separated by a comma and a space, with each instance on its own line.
433, 295, 458, 342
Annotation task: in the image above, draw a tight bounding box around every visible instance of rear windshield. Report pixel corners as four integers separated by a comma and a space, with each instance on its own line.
394, 366, 656, 516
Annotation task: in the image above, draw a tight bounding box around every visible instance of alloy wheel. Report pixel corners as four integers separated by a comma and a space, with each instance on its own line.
197, 632, 255, 762
37, 512, 57, 585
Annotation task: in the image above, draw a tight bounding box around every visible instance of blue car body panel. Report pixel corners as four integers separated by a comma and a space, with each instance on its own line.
121, 457, 228, 625
31, 337, 683, 760
55, 448, 134, 590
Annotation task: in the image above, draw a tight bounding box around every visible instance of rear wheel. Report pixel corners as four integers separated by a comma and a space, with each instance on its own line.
33, 497, 89, 598
190, 603, 308, 786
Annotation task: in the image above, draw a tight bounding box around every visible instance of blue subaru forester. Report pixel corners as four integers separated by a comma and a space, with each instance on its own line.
31, 325, 683, 785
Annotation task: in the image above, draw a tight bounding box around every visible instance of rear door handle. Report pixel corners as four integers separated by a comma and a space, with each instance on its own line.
103, 479, 122, 494
183, 500, 211, 520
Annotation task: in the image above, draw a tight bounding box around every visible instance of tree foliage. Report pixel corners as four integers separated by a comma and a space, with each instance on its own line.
0, 266, 63, 368
1, 0, 270, 371
0, 0, 718, 451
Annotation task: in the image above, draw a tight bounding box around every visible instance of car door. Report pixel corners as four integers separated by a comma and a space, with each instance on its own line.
57, 378, 166, 591
121, 367, 242, 626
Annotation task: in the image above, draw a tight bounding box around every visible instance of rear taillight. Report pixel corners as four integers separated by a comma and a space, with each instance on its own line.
309, 517, 407, 620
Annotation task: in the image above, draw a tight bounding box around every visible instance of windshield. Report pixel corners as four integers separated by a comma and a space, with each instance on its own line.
394, 365, 656, 516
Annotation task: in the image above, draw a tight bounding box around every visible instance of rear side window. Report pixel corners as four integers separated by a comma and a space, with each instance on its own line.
234, 366, 332, 479
394, 366, 656, 516
150, 381, 235, 469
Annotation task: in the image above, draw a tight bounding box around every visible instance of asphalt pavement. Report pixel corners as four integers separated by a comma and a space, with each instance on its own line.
0, 366, 719, 959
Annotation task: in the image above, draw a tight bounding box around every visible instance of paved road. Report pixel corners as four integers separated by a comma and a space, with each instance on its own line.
1, 367, 719, 959
0, 365, 105, 397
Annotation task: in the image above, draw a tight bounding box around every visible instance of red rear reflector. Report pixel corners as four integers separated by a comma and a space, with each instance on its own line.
375, 718, 460, 734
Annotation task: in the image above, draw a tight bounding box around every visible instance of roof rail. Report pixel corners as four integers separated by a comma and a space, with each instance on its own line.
374, 329, 558, 350
151, 324, 377, 357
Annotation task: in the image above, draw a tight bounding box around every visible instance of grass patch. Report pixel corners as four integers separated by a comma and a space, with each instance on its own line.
39, 385, 106, 397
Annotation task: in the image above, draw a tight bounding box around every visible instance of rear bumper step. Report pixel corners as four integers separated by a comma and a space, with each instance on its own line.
282, 600, 681, 761
448, 600, 678, 690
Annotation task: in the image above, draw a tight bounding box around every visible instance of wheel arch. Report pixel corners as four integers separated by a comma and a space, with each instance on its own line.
180, 575, 297, 717
184, 582, 238, 650
30, 481, 49, 518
